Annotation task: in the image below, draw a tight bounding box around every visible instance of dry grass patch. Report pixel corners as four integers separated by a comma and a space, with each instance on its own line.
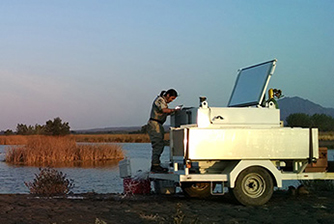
71, 134, 152, 143
0, 133, 170, 145
0, 135, 28, 145
319, 132, 334, 141
5, 136, 124, 166
72, 133, 169, 143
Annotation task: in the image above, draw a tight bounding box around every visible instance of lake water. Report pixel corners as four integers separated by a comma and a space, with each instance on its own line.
0, 143, 333, 194
0, 143, 169, 194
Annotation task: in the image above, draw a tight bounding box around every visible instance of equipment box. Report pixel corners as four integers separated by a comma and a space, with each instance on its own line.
305, 147, 328, 172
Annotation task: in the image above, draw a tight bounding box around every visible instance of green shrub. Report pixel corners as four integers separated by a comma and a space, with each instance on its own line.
25, 167, 74, 196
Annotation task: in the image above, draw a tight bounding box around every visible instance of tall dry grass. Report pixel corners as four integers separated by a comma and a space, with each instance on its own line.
71, 133, 169, 143
0, 135, 28, 145
5, 136, 124, 166
0, 133, 170, 145
319, 132, 334, 141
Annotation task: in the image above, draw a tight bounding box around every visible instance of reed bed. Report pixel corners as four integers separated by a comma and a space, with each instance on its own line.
0, 133, 162, 145
71, 133, 169, 143
0, 135, 28, 145
5, 136, 124, 166
319, 132, 334, 141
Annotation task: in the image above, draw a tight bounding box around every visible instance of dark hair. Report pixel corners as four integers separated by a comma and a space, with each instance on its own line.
160, 89, 178, 97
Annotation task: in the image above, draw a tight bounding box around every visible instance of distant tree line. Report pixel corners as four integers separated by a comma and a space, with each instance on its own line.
286, 113, 334, 131
5, 117, 71, 136
129, 125, 169, 134
129, 125, 148, 134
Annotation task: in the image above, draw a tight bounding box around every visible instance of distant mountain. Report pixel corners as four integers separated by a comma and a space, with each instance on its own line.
278, 96, 334, 123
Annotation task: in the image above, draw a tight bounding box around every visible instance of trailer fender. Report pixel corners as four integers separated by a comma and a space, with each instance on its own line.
228, 160, 282, 188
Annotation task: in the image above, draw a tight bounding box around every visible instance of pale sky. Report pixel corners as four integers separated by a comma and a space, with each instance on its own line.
1, 0, 333, 130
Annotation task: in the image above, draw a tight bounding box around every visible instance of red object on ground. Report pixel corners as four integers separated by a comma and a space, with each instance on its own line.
123, 178, 151, 195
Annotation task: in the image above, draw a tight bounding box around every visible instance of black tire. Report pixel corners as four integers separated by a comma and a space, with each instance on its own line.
181, 182, 212, 198
230, 166, 273, 206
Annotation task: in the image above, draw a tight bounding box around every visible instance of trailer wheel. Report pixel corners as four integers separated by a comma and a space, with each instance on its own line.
181, 182, 212, 198
231, 167, 273, 206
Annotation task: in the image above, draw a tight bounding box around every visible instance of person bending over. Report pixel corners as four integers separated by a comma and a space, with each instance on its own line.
147, 89, 178, 173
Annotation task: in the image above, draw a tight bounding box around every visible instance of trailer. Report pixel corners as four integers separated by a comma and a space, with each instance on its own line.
148, 59, 334, 206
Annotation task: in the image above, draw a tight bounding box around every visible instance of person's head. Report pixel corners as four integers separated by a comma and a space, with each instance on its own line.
160, 89, 178, 103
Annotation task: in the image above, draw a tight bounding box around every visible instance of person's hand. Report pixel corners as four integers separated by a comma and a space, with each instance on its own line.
169, 108, 178, 114
175, 105, 183, 110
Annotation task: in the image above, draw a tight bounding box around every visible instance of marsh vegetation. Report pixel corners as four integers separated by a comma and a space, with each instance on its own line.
0, 133, 170, 145
5, 136, 124, 166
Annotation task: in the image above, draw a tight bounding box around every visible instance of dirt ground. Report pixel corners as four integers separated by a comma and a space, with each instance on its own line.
1, 190, 334, 224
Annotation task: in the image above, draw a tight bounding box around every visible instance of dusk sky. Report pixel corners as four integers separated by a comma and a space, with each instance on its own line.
1, 1, 333, 130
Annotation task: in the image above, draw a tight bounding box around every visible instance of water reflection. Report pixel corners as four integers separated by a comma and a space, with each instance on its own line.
0, 143, 160, 194
58, 160, 120, 168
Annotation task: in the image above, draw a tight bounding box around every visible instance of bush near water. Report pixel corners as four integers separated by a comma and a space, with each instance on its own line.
25, 167, 75, 196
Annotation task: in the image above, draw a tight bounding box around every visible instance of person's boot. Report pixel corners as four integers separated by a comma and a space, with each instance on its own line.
150, 165, 168, 173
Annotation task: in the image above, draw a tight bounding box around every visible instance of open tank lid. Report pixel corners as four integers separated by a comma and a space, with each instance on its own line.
228, 59, 277, 107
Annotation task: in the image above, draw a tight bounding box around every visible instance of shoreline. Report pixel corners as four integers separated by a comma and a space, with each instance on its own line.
1, 190, 334, 223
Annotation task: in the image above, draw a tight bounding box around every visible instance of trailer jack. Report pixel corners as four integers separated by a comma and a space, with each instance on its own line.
210, 182, 226, 196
